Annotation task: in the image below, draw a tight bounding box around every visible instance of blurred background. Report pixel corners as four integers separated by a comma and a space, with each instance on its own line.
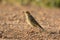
0, 0, 60, 39
0, 0, 60, 8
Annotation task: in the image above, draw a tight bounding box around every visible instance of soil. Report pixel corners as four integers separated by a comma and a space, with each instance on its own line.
0, 4, 60, 40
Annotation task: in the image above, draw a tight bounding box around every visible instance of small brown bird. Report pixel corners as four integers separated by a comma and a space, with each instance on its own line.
24, 11, 45, 31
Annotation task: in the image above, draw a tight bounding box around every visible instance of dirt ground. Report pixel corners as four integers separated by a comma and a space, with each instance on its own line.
0, 4, 60, 40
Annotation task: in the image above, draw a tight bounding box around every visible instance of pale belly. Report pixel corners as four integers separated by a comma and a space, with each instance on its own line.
26, 16, 33, 27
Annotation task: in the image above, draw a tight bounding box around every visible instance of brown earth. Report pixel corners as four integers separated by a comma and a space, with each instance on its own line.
0, 4, 60, 40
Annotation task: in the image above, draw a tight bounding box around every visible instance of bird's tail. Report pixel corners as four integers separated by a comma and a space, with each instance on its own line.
38, 24, 44, 29
39, 25, 49, 33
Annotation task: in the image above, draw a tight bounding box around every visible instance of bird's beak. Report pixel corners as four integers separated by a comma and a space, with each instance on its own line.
23, 11, 25, 13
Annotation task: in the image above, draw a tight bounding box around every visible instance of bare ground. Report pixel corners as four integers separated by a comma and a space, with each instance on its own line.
0, 4, 60, 40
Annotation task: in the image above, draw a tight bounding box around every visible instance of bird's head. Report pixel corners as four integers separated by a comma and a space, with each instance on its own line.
23, 11, 31, 16
26, 11, 30, 15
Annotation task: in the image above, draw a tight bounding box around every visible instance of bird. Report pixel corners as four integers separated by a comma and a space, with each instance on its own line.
24, 11, 45, 31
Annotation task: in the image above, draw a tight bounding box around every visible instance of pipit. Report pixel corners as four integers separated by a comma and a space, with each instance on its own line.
24, 11, 45, 31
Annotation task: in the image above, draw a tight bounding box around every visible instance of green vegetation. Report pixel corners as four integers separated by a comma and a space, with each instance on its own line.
0, 0, 60, 8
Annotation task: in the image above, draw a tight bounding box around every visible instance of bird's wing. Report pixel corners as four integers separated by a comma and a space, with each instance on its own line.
29, 15, 44, 30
